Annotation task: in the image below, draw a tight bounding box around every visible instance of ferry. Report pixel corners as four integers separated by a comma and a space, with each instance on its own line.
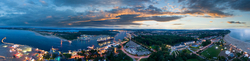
97, 37, 114, 42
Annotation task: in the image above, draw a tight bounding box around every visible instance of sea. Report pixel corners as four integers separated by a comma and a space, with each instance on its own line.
229, 29, 250, 43
0, 29, 129, 52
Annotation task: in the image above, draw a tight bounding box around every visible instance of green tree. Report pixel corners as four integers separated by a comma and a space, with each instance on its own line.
232, 58, 241, 61
218, 56, 226, 61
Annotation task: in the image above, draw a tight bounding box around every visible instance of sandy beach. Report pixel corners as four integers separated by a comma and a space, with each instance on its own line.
224, 34, 250, 53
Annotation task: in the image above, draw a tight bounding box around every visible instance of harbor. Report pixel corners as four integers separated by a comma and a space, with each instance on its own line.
0, 29, 128, 52
0, 29, 132, 61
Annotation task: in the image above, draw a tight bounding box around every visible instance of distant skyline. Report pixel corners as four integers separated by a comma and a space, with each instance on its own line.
0, 0, 250, 29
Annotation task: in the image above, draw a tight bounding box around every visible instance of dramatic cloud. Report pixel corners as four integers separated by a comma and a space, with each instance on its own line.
0, 0, 250, 28
63, 15, 182, 27
53, 0, 156, 7
0, 0, 182, 27
177, 0, 250, 15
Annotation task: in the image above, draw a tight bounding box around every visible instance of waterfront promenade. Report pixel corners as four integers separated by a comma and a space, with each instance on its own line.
224, 34, 250, 53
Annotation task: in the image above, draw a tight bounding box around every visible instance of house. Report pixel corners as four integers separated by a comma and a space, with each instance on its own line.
245, 54, 249, 57
184, 41, 195, 45
175, 46, 188, 51
172, 43, 187, 51
174, 43, 185, 47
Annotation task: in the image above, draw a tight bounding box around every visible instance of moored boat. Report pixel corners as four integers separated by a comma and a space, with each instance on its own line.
97, 37, 114, 42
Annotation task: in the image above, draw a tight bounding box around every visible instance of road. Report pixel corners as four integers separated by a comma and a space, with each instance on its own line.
195, 41, 213, 53
120, 42, 150, 61
188, 40, 214, 59
188, 48, 205, 59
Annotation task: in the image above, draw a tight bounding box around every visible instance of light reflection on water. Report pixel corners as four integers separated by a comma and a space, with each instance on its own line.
229, 29, 250, 43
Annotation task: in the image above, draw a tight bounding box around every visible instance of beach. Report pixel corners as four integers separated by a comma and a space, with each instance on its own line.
224, 34, 250, 53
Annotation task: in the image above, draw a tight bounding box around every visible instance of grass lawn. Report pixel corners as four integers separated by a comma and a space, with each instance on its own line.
201, 45, 222, 58
190, 48, 199, 51
186, 49, 192, 54
187, 59, 199, 61
150, 46, 157, 49
140, 58, 147, 61
117, 50, 134, 61
190, 46, 199, 49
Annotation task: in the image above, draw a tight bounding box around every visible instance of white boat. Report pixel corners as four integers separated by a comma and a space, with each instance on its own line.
97, 37, 114, 42
78, 35, 91, 41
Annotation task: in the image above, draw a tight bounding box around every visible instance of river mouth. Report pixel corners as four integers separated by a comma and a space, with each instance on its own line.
0, 29, 129, 52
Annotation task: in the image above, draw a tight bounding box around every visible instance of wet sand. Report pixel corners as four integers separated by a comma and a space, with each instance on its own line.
224, 34, 250, 53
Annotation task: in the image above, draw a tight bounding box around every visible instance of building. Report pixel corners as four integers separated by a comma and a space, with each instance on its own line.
184, 41, 195, 45
172, 43, 187, 51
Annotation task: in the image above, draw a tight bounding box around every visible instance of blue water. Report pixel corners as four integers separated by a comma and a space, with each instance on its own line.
229, 29, 250, 43
0, 29, 128, 52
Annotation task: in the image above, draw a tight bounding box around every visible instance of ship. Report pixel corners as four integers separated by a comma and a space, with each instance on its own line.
97, 36, 114, 42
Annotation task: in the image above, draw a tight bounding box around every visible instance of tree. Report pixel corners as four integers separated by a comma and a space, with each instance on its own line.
63, 54, 72, 59
132, 35, 196, 46
241, 57, 249, 61
232, 58, 241, 61
201, 40, 211, 46
236, 53, 242, 57
117, 45, 121, 49
218, 56, 226, 61
155, 46, 160, 51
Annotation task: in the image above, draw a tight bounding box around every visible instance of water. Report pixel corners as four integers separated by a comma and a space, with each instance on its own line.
0, 29, 129, 52
229, 29, 250, 43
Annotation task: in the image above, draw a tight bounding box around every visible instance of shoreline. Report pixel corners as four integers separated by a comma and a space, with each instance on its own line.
224, 34, 250, 53
31, 31, 69, 41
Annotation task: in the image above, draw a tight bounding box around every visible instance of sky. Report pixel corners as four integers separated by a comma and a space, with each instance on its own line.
0, 0, 250, 29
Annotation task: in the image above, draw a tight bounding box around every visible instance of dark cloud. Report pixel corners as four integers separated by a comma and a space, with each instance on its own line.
227, 21, 246, 24
147, 5, 162, 12
60, 14, 182, 27
0, 0, 76, 27
178, 0, 250, 13
0, 0, 182, 27
115, 14, 182, 22
177, 0, 234, 17
1, 0, 249, 28
53, 0, 155, 7
231, 0, 250, 11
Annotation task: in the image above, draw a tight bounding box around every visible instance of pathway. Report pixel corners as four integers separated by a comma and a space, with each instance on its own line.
188, 48, 205, 59
187, 40, 214, 59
